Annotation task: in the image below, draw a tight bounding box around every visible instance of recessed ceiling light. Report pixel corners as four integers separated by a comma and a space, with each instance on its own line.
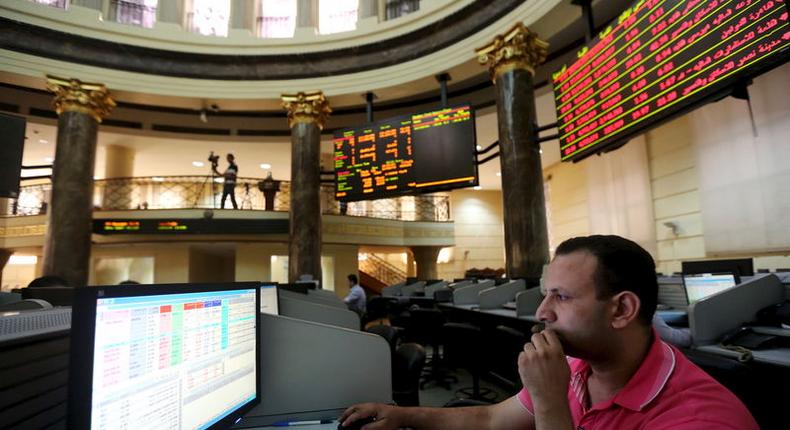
39, 139, 48, 144
539, 149, 544, 154
44, 157, 54, 163
260, 163, 272, 170
496, 172, 501, 177
192, 161, 205, 167
473, 186, 482, 190
476, 145, 482, 151
152, 177, 165, 182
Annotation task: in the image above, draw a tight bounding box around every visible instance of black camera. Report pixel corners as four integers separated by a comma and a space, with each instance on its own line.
208, 151, 220, 167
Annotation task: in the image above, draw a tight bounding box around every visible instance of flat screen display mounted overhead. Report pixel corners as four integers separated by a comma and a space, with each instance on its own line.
553, 0, 790, 162
334, 104, 478, 202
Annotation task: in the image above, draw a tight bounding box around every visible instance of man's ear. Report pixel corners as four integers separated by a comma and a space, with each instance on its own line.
609, 291, 641, 329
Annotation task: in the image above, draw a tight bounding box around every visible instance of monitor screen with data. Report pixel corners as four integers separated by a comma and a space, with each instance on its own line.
69, 283, 260, 429
683, 273, 738, 304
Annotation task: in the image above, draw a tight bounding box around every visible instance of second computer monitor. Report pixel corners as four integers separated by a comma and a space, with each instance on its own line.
683, 273, 738, 305
682, 258, 754, 278
260, 283, 279, 315
69, 282, 260, 429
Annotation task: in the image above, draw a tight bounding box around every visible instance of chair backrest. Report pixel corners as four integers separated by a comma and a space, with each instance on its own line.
392, 342, 426, 406
442, 322, 484, 369
365, 324, 401, 354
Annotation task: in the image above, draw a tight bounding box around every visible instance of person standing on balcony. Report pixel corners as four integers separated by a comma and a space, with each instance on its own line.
344, 274, 366, 317
213, 153, 238, 209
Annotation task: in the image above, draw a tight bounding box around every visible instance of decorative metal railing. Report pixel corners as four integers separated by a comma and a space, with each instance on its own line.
359, 253, 407, 287
3, 176, 451, 222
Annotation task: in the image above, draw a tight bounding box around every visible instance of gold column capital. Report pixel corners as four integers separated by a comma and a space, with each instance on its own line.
281, 91, 332, 130
46, 75, 115, 123
476, 22, 548, 83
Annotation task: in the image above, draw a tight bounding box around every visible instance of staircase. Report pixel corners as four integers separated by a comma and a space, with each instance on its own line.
359, 254, 407, 294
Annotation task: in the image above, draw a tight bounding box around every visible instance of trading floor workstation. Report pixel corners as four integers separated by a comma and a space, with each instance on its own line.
0, 282, 389, 429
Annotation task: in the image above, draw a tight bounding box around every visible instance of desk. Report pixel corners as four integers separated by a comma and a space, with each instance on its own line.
695, 345, 790, 368
437, 303, 538, 332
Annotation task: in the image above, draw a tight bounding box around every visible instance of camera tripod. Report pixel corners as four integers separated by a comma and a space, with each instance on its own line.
192, 164, 218, 209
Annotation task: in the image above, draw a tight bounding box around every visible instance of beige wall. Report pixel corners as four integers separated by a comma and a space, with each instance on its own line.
437, 189, 505, 281
188, 246, 235, 283
646, 116, 707, 275
323, 244, 359, 298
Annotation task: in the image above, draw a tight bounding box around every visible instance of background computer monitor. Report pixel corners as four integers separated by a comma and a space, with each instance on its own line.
682, 258, 754, 277
260, 283, 279, 315
69, 282, 261, 429
683, 273, 738, 305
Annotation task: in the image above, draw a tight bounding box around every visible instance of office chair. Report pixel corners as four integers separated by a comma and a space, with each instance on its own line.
403, 308, 457, 390
441, 322, 497, 402
365, 324, 402, 357
392, 343, 426, 406
365, 296, 399, 324
488, 325, 528, 395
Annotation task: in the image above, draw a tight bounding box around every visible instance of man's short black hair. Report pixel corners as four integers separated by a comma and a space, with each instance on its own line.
348, 274, 358, 284
27, 275, 69, 289
555, 235, 657, 326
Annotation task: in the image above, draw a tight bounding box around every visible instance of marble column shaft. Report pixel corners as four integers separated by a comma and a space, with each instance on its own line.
42, 111, 99, 288
411, 246, 441, 280
495, 69, 550, 281
287, 121, 323, 283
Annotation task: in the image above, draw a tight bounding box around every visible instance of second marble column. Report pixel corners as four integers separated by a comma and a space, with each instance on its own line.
477, 24, 550, 283
282, 92, 331, 284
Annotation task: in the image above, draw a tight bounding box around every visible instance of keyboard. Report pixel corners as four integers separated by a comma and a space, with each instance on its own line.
0, 308, 71, 346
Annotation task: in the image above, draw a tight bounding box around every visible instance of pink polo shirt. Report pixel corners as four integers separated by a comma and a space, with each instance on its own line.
517, 330, 758, 429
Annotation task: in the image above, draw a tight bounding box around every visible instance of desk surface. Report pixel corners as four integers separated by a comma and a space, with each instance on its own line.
439, 303, 540, 322
695, 344, 790, 367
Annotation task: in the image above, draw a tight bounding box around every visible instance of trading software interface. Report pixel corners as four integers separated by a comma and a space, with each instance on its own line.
260, 284, 279, 315
91, 289, 257, 429
684, 273, 737, 304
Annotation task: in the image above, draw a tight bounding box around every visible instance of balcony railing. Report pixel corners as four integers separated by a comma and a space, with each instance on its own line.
3, 176, 451, 222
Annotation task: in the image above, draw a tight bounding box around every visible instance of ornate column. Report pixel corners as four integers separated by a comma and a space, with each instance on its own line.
411, 246, 441, 280
477, 23, 549, 283
282, 91, 331, 283
43, 76, 115, 288
0, 249, 12, 288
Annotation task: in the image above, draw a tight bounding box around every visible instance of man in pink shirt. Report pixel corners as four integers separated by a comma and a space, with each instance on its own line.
340, 235, 758, 429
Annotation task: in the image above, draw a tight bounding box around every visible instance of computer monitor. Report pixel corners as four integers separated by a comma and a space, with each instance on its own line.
683, 273, 738, 305
682, 258, 754, 277
68, 282, 260, 429
260, 283, 279, 315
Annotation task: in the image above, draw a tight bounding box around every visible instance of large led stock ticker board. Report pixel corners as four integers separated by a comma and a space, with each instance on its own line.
554, 0, 789, 162
334, 105, 478, 202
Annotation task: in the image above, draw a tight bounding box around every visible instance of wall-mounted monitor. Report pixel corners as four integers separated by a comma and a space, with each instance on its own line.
553, 0, 790, 162
334, 104, 478, 201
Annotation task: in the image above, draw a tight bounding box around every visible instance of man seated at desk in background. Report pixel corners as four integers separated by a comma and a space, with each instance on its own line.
340, 235, 757, 430
344, 274, 366, 317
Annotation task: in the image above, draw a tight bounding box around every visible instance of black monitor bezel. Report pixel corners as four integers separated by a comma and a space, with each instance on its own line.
68, 282, 261, 429
682, 258, 754, 278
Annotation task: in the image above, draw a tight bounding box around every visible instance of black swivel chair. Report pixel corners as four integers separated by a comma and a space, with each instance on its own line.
366, 296, 399, 325
392, 343, 427, 406
365, 324, 402, 357
488, 325, 529, 395
403, 308, 457, 390
441, 322, 497, 402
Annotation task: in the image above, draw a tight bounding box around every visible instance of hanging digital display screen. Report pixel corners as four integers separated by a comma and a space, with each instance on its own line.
93, 219, 288, 234
334, 105, 478, 201
553, 0, 790, 162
